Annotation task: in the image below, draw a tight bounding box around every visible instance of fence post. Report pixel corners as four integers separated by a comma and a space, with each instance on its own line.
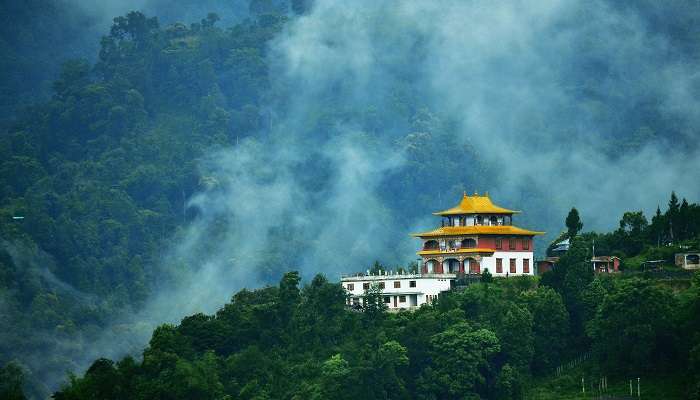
637, 377, 640, 398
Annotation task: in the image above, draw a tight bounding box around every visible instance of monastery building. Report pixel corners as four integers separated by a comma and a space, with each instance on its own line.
342, 192, 543, 310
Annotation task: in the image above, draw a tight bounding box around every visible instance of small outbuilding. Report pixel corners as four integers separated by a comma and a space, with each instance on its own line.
591, 256, 620, 273
536, 257, 559, 275
675, 253, 700, 270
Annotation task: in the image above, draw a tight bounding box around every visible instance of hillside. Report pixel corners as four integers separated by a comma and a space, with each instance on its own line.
42, 266, 700, 399
2, 0, 700, 398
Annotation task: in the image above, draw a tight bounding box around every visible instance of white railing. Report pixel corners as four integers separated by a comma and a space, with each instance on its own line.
341, 272, 457, 281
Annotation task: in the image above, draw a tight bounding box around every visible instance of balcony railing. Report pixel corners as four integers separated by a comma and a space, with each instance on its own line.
341, 272, 458, 281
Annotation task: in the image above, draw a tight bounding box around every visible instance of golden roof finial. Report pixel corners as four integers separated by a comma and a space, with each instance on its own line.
474, 190, 478, 196
485, 191, 489, 197
463, 190, 467, 197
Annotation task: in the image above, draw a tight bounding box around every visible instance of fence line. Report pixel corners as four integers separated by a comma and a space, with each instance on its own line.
554, 351, 591, 377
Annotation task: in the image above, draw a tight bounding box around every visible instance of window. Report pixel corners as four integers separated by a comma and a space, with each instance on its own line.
523, 238, 529, 250
399, 295, 406, 303
378, 282, 385, 289
352, 297, 360, 305
523, 259, 530, 273
510, 258, 516, 273
496, 258, 503, 273
509, 238, 516, 250
409, 280, 416, 288
495, 238, 502, 250
394, 281, 401, 288
476, 215, 483, 225
462, 238, 477, 248
424, 240, 439, 250
384, 296, 391, 303
347, 283, 354, 291
363, 282, 370, 290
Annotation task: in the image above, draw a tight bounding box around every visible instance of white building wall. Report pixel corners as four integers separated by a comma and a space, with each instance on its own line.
481, 251, 534, 276
342, 275, 453, 310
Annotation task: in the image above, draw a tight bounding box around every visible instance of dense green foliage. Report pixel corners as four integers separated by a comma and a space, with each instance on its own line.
49, 268, 700, 399
0, 5, 496, 395
3, 1, 700, 398
0, 10, 291, 395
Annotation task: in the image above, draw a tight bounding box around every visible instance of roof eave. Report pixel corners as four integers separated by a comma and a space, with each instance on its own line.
412, 231, 545, 237
432, 210, 521, 216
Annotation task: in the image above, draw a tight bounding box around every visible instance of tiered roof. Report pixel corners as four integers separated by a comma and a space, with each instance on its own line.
412, 225, 544, 238
412, 192, 544, 238
433, 192, 519, 216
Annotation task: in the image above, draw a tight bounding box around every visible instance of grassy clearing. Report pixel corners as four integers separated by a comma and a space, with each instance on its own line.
525, 363, 690, 400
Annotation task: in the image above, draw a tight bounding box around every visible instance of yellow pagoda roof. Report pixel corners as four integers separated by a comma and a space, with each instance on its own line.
411, 225, 544, 238
434, 192, 519, 215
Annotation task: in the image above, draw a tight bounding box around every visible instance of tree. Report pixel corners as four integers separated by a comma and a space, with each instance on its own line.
493, 303, 534, 370
650, 205, 665, 246
109, 11, 159, 44
419, 323, 500, 399
566, 208, 583, 239
668, 191, 680, 241
680, 198, 690, 240
319, 354, 352, 400
495, 364, 522, 400
363, 282, 388, 324
369, 260, 384, 274
617, 211, 648, 255
293, 274, 349, 347
619, 211, 648, 235
481, 268, 493, 284
588, 278, 677, 375
0, 362, 26, 400
374, 341, 410, 399
278, 271, 301, 310
520, 287, 569, 372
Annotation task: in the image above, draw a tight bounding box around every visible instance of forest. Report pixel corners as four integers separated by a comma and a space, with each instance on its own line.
3, 193, 694, 399
11, 218, 700, 399
2, 0, 700, 398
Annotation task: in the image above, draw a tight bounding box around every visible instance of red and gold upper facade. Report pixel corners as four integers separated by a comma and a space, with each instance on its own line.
412, 192, 544, 256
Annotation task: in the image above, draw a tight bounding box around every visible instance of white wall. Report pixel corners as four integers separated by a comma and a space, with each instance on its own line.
480, 251, 534, 276
342, 276, 453, 309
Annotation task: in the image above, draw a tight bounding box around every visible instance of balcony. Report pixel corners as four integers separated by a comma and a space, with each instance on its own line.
341, 272, 458, 282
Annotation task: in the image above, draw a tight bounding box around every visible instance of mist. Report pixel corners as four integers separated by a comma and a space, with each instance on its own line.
4, 0, 700, 396
90, 0, 700, 362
